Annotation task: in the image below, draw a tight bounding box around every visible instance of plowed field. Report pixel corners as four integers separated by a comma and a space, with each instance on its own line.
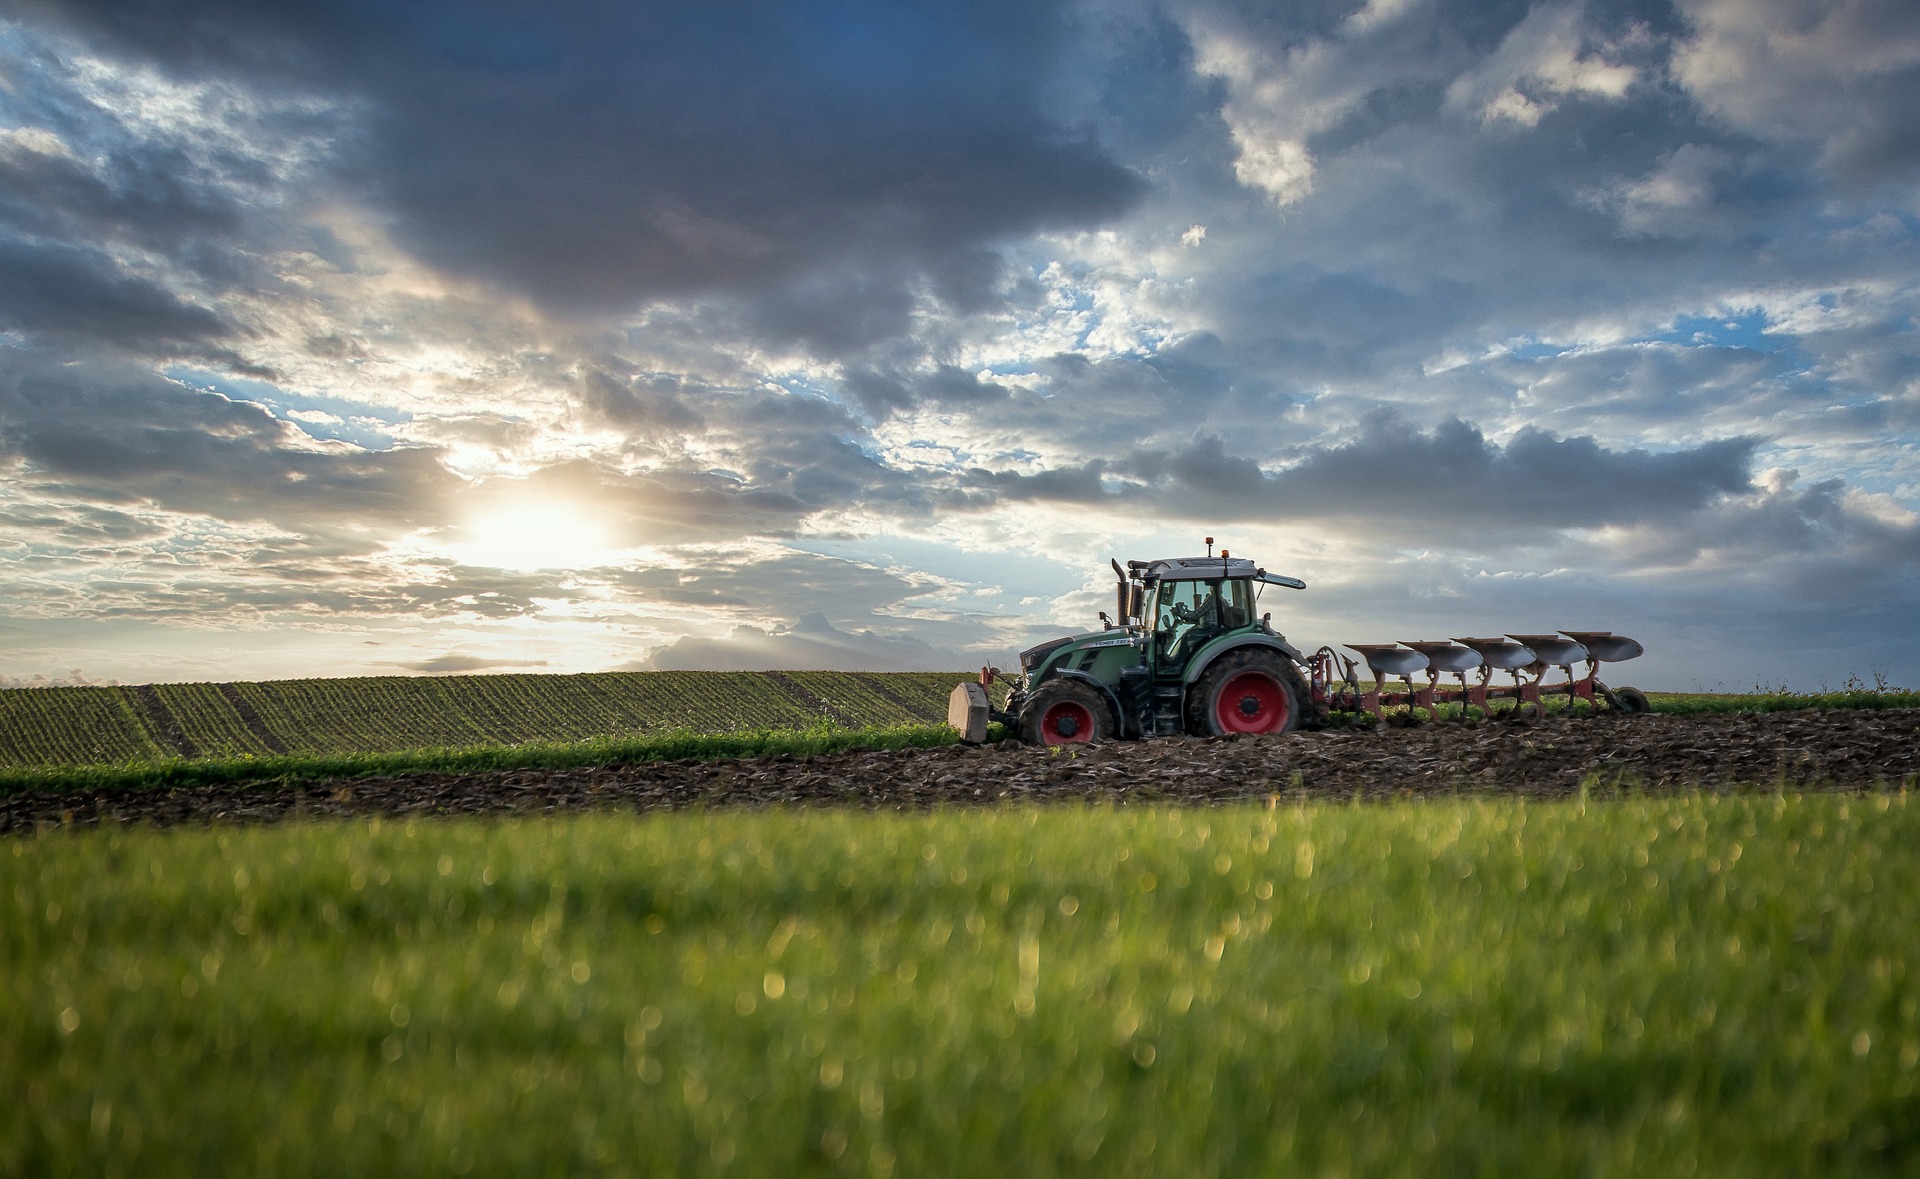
8, 707, 1915, 832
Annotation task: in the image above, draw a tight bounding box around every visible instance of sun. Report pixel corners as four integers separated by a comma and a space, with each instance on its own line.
452, 502, 616, 571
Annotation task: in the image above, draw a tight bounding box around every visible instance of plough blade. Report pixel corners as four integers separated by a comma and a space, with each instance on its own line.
1310, 631, 1646, 722
1507, 634, 1589, 667
1561, 630, 1643, 663
1344, 644, 1429, 678
1455, 637, 1536, 670
1403, 641, 1482, 675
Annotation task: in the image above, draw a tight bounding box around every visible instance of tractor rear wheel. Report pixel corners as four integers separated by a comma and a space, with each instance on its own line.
1020, 680, 1110, 746
1188, 650, 1304, 737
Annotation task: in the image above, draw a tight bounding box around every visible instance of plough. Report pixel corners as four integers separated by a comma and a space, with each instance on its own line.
1313, 632, 1649, 722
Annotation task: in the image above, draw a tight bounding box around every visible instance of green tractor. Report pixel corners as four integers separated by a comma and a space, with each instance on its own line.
953, 542, 1314, 746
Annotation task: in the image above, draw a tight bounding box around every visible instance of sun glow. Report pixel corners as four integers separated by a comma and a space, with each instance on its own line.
452, 502, 617, 571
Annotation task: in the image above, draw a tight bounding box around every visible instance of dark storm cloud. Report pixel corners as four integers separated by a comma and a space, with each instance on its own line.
575, 368, 704, 435
0, 131, 243, 252
841, 364, 1014, 418
1246, 415, 1755, 528
965, 413, 1757, 538
24, 0, 1143, 344
0, 352, 458, 530
0, 238, 232, 349
0, 47, 308, 359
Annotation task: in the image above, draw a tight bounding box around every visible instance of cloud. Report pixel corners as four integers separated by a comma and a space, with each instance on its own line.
0, 125, 244, 253
26, 0, 1144, 346
0, 668, 117, 689
1182, 0, 1644, 207
1444, 3, 1639, 127
842, 363, 1016, 419
1674, 0, 1920, 184
0, 237, 232, 348
643, 611, 965, 672
962, 413, 1758, 543
1585, 144, 1739, 237
397, 654, 550, 675
0, 351, 460, 532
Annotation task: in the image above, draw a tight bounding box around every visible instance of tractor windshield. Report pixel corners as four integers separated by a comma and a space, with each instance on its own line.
1151, 578, 1253, 669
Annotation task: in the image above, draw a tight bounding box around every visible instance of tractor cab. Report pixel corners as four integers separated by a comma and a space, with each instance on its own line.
1136, 557, 1265, 680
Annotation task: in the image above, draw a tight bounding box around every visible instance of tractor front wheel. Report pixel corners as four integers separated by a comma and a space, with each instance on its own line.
1020, 680, 1110, 746
1188, 651, 1304, 737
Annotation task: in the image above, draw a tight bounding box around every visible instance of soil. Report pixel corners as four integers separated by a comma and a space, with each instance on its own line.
6, 708, 1917, 833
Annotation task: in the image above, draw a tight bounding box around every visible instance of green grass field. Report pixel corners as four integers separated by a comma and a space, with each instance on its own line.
6, 793, 1917, 1176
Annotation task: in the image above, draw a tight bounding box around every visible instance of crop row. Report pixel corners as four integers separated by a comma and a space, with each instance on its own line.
0, 671, 966, 769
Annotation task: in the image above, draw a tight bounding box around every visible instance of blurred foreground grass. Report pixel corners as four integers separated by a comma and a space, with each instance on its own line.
6, 795, 1919, 1176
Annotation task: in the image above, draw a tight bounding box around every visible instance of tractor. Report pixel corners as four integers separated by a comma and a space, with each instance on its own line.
948, 540, 1647, 746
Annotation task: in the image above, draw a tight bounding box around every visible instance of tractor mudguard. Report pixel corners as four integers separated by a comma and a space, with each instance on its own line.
1030, 669, 1132, 740
1182, 634, 1308, 686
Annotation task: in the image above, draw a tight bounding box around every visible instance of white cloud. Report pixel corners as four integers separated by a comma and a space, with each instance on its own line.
1446, 4, 1638, 127
1181, 0, 1443, 205
1673, 0, 1920, 181
1587, 144, 1735, 236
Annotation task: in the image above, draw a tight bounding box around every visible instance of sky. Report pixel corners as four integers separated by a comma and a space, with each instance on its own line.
1, 0, 1916, 692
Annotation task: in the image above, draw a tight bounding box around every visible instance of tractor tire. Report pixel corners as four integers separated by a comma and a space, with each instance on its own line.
1020, 679, 1111, 747
1187, 650, 1305, 737
1612, 686, 1651, 715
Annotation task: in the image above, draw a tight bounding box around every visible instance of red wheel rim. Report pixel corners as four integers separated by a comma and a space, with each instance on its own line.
1214, 671, 1289, 734
1038, 700, 1095, 745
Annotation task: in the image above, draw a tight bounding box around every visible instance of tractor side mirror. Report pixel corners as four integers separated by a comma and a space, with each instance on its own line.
1099, 611, 1113, 629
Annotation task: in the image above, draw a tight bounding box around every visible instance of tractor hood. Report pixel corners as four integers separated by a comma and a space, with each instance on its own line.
1018, 630, 1143, 677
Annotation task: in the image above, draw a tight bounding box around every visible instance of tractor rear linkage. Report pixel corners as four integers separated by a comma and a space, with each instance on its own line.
1310, 632, 1649, 722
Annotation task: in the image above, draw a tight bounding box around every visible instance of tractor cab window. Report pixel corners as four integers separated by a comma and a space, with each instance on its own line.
1153, 579, 1255, 669
1219, 578, 1253, 629
1152, 578, 1241, 668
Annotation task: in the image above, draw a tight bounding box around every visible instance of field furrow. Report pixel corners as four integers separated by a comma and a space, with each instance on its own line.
0, 688, 160, 766
149, 682, 279, 759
